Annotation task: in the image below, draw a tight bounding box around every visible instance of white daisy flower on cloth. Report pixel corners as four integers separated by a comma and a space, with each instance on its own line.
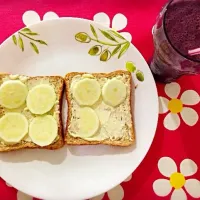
153, 157, 200, 200
90, 174, 132, 200
159, 82, 200, 130
22, 10, 59, 26
93, 12, 132, 42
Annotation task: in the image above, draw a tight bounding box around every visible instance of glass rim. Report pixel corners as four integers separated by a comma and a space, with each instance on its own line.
163, 0, 200, 63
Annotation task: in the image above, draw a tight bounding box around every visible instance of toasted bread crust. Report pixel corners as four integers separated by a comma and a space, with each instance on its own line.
64, 70, 135, 146
0, 74, 65, 152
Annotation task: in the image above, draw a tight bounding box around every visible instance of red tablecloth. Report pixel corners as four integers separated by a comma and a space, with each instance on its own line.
0, 1, 200, 200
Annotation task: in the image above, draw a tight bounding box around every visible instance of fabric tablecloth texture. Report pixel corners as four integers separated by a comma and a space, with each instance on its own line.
0, 0, 200, 200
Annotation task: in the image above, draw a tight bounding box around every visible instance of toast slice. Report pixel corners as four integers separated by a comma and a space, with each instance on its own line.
0, 74, 65, 152
65, 70, 135, 146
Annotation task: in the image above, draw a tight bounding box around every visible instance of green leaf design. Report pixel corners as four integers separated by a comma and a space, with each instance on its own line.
126, 61, 136, 72
74, 25, 131, 61
88, 45, 102, 56
13, 30, 47, 53
136, 70, 144, 82
100, 49, 111, 61
30, 42, 39, 54
118, 42, 130, 59
18, 36, 24, 51
26, 32, 39, 36
111, 45, 121, 56
99, 29, 118, 42
12, 35, 17, 45
75, 32, 91, 43
108, 30, 126, 40
21, 28, 31, 32
37, 40, 48, 45
90, 24, 98, 39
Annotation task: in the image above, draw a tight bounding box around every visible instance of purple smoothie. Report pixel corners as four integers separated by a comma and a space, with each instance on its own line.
150, 0, 200, 83
165, 0, 200, 62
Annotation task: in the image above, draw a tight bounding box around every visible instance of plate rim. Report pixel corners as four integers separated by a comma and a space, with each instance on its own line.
0, 17, 159, 200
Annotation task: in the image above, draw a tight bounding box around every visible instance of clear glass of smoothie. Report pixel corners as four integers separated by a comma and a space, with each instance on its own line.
150, 0, 200, 83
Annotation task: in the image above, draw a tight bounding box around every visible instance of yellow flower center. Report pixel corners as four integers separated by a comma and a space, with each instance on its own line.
168, 99, 183, 113
170, 172, 186, 189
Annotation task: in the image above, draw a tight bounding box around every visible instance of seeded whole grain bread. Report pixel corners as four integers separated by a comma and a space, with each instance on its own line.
0, 74, 65, 152
64, 70, 135, 146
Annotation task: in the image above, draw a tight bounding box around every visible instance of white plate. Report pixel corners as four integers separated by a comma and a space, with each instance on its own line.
0, 18, 158, 200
